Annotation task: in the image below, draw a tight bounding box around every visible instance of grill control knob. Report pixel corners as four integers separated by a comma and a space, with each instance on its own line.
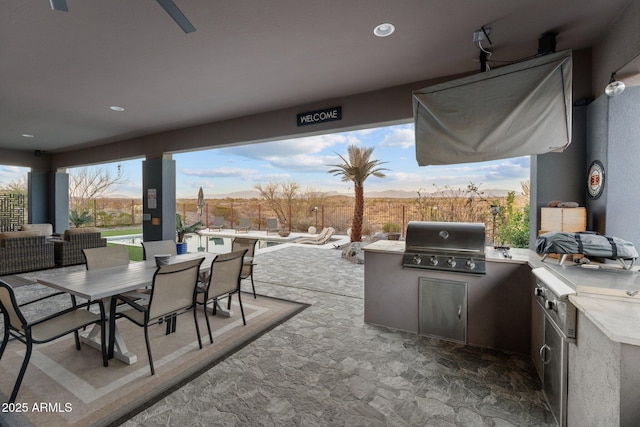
534, 287, 544, 297
545, 299, 556, 311
447, 258, 456, 268
465, 259, 475, 270
412, 255, 422, 265
429, 256, 438, 266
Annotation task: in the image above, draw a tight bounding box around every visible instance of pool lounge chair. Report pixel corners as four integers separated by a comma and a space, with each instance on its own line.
266, 218, 279, 235
235, 218, 250, 233
210, 216, 225, 231
295, 227, 335, 245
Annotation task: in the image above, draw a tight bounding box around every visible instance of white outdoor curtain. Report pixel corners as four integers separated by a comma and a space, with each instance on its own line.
413, 50, 572, 166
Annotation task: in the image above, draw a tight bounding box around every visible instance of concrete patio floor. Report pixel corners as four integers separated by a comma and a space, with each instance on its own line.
123, 244, 555, 426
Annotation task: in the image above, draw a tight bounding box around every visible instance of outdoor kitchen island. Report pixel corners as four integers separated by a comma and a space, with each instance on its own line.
363, 239, 640, 426
363, 240, 539, 354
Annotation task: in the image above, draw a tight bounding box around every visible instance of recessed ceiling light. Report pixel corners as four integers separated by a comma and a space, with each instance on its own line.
373, 23, 395, 37
21, 133, 35, 138
109, 106, 125, 112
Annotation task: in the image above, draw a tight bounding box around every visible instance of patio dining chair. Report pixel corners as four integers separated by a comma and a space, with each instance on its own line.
235, 218, 250, 233
83, 245, 152, 295
142, 240, 177, 259
0, 280, 107, 403
108, 257, 205, 375
82, 245, 130, 270
211, 216, 225, 231
232, 237, 258, 298
196, 250, 247, 344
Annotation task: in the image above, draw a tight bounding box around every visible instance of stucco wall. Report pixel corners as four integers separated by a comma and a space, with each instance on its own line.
603, 86, 640, 247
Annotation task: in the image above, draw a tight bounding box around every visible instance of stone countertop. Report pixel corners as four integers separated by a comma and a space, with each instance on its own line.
362, 240, 540, 265
570, 295, 640, 346
362, 239, 640, 347
544, 262, 640, 300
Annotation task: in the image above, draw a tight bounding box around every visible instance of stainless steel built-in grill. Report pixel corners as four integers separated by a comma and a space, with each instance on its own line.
402, 221, 487, 274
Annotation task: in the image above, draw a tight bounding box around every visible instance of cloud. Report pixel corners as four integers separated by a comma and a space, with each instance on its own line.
222, 133, 356, 160
180, 167, 292, 184
180, 167, 260, 180
0, 165, 27, 180
379, 127, 415, 149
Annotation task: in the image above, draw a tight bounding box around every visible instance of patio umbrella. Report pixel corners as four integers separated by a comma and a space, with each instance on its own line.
197, 186, 205, 219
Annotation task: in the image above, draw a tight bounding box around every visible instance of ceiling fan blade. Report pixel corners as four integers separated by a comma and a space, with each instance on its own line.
49, 0, 68, 12
155, 0, 196, 33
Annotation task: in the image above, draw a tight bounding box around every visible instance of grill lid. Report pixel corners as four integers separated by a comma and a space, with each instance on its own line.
405, 221, 486, 254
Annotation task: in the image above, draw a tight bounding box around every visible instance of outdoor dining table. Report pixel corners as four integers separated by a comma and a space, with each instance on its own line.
32, 252, 218, 364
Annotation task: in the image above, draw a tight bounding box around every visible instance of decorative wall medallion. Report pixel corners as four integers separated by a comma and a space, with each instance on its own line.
587, 160, 605, 199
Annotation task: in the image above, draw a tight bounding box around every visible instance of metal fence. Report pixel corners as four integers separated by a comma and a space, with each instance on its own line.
80, 198, 501, 238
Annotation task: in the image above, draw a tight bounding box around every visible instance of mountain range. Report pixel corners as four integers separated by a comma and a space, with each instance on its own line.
204, 188, 517, 200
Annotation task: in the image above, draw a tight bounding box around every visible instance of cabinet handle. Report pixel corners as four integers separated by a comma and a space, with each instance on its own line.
457, 305, 462, 320
539, 344, 551, 364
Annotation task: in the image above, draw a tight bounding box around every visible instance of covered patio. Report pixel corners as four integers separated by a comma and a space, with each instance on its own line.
1, 243, 553, 426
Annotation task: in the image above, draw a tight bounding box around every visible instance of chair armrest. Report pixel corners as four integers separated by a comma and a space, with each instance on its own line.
27, 299, 104, 328
112, 294, 147, 312
18, 291, 68, 307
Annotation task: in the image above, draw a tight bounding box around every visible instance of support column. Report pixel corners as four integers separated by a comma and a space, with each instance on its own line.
142, 157, 176, 242
28, 171, 69, 233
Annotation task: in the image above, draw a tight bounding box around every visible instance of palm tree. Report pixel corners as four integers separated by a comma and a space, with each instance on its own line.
328, 145, 388, 242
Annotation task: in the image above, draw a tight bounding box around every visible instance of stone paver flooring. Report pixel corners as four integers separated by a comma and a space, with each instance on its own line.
122, 246, 554, 426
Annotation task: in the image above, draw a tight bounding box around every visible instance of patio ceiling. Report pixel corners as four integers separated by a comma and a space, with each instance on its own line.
0, 0, 631, 154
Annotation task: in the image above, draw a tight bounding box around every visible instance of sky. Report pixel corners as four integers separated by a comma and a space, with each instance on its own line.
0, 123, 530, 199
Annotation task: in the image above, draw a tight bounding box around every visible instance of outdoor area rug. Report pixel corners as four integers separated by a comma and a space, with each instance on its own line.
0, 293, 307, 427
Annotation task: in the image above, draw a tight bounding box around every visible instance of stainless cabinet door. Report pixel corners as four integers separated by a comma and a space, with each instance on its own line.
542, 315, 568, 427
418, 277, 467, 343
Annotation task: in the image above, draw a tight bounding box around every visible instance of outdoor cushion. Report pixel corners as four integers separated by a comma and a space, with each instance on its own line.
63, 227, 100, 240
20, 223, 54, 236
0, 231, 41, 245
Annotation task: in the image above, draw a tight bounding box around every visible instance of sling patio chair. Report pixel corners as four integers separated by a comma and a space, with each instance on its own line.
82, 245, 130, 270
0, 280, 108, 403
196, 250, 247, 344
142, 240, 177, 259
108, 257, 205, 375
83, 245, 151, 300
235, 218, 250, 233
232, 237, 258, 298
265, 218, 279, 235
210, 216, 225, 231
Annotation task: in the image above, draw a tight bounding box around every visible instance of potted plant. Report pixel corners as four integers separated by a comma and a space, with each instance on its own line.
176, 214, 203, 254
382, 221, 402, 240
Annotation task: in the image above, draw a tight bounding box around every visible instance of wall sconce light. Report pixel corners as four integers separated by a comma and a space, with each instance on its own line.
605, 73, 626, 97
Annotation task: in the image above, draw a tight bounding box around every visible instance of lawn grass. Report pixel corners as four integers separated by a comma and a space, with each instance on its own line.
101, 228, 144, 261
100, 228, 142, 237
107, 243, 144, 261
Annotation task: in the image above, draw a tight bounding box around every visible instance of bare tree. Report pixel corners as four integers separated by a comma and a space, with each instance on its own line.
521, 180, 530, 197
69, 167, 125, 211
254, 181, 300, 228
0, 175, 28, 195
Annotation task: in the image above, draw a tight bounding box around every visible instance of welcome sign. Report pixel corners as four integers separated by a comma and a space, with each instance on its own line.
297, 106, 342, 126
